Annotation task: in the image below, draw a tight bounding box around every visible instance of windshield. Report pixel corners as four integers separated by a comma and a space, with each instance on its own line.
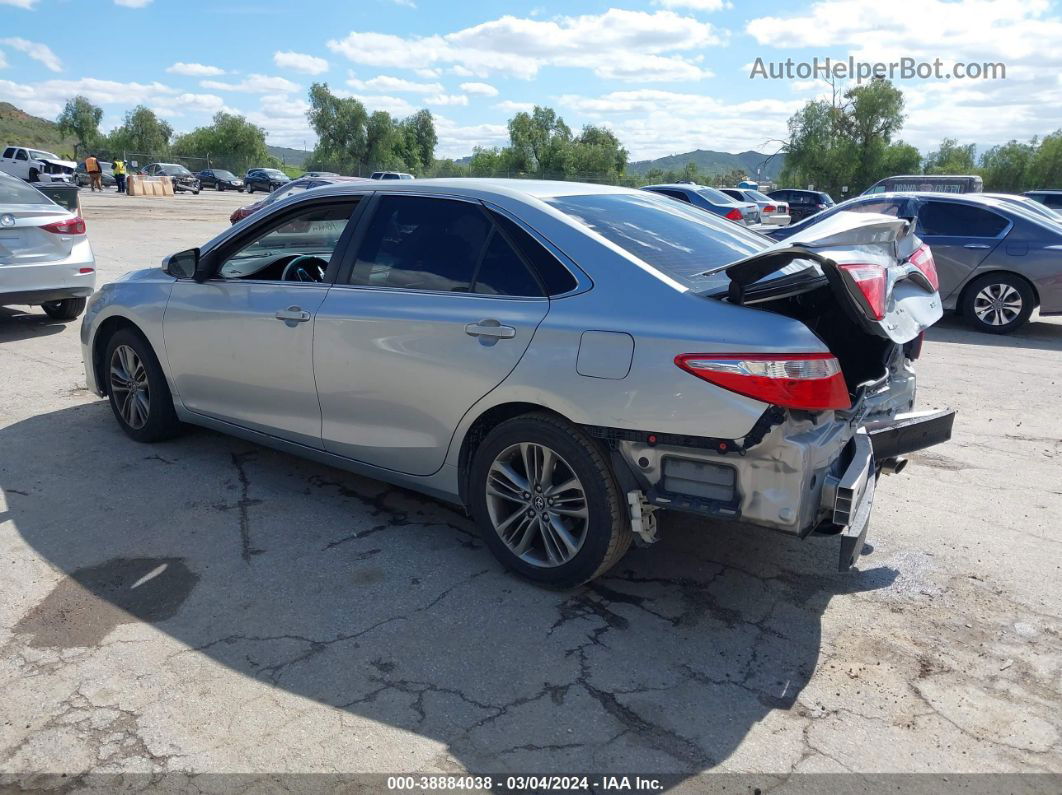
0, 173, 52, 205
29, 150, 60, 161
161, 165, 192, 176
546, 191, 775, 291
214, 170, 236, 179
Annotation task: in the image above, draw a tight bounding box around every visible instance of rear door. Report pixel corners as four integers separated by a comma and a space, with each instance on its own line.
915, 199, 1009, 301
313, 193, 550, 475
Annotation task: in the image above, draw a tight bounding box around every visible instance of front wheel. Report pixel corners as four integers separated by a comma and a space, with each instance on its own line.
962, 273, 1035, 334
469, 413, 631, 588
104, 328, 181, 442
41, 297, 86, 320
217, 182, 224, 191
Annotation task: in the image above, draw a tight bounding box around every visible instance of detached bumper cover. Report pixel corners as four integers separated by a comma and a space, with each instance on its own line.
865, 409, 956, 461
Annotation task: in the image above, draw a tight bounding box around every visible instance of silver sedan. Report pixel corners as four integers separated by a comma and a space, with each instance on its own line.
81, 179, 952, 587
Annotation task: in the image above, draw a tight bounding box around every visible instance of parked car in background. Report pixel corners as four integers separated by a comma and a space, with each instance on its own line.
863, 174, 983, 195
197, 169, 244, 192
81, 179, 951, 586
369, 171, 414, 180
719, 187, 790, 226
0, 170, 94, 319
0, 146, 76, 183
302, 171, 339, 178
767, 188, 834, 223
245, 168, 291, 193
766, 192, 1062, 334
641, 183, 761, 225
982, 193, 1061, 222
1024, 190, 1062, 211
141, 163, 201, 194
229, 175, 370, 224
75, 161, 116, 188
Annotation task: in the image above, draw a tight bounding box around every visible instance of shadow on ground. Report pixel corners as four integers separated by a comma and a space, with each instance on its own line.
927, 313, 1062, 352
2, 402, 898, 775
0, 307, 70, 344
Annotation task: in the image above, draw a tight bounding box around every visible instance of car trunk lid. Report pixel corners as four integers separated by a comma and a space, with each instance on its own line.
0, 206, 79, 264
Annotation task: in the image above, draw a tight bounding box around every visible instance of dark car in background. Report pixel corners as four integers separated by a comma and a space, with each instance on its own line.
301, 171, 339, 178
766, 192, 1062, 334
641, 183, 761, 225
245, 168, 291, 193
229, 175, 371, 224
75, 161, 116, 188
768, 188, 834, 223
142, 163, 201, 194
197, 169, 244, 192
1024, 190, 1062, 211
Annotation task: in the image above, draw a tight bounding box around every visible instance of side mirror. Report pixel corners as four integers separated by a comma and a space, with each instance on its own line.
163, 247, 201, 280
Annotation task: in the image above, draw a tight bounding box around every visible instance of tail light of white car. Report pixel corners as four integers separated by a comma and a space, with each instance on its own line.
907, 243, 939, 291
675, 352, 851, 411
724, 208, 742, 221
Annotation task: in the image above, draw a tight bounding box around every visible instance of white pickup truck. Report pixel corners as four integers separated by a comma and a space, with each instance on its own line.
0, 145, 76, 183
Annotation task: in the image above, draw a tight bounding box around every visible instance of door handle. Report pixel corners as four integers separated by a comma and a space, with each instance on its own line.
963, 243, 991, 249
275, 306, 311, 322
465, 320, 516, 339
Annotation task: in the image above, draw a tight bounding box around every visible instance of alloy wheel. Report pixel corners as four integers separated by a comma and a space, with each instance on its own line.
485, 442, 589, 568
973, 283, 1023, 327
110, 344, 150, 430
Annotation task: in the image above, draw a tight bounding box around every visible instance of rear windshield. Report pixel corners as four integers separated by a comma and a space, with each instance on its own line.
694, 186, 733, 204
0, 174, 52, 205
746, 190, 773, 202
546, 192, 773, 290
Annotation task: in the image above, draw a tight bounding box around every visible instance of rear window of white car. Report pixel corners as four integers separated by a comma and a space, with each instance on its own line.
546, 192, 771, 290
0, 174, 51, 205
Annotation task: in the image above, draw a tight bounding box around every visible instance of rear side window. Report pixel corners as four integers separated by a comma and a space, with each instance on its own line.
656, 188, 691, 203
0, 174, 50, 204
472, 229, 542, 296
918, 201, 1008, 237
491, 211, 578, 296
2, 148, 14, 159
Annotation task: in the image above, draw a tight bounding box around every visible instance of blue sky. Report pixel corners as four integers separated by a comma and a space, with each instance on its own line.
2, 0, 1061, 160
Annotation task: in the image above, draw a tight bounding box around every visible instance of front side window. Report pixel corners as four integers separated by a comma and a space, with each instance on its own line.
217, 201, 359, 282
15, 149, 28, 161
918, 201, 1008, 237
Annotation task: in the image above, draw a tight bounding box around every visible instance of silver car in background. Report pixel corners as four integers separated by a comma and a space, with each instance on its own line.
641, 183, 761, 226
81, 180, 952, 587
720, 187, 791, 226
0, 171, 95, 320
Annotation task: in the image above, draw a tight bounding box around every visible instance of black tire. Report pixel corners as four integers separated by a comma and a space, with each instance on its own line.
192, 189, 200, 195
41, 297, 86, 320
247, 185, 254, 194
217, 182, 224, 191
961, 272, 1035, 334
104, 328, 181, 443
28, 168, 39, 183
469, 412, 631, 588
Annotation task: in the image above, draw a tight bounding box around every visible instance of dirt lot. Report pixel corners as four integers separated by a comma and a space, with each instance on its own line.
1, 190, 1060, 789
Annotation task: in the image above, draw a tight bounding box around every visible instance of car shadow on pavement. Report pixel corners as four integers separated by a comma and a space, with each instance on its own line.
928, 314, 1062, 352
2, 401, 898, 776
0, 307, 70, 343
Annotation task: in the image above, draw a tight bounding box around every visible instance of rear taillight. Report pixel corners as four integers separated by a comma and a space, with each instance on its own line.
724, 208, 742, 221
40, 217, 86, 235
838, 262, 888, 320
675, 353, 851, 411
907, 243, 939, 291
764, 204, 776, 213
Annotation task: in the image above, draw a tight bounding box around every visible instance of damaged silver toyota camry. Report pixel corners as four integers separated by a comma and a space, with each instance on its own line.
81, 180, 954, 587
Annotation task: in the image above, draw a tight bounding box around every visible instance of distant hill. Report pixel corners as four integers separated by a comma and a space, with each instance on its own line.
267, 145, 309, 167
626, 149, 785, 181
0, 102, 75, 156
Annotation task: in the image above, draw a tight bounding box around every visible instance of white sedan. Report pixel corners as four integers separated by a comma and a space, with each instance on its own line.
0, 172, 95, 320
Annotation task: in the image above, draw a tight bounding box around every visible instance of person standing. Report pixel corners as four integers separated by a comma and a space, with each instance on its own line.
85, 154, 102, 192
112, 159, 127, 194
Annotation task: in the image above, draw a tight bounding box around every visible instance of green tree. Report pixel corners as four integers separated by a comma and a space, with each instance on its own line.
468, 146, 509, 176
923, 138, 976, 174
401, 109, 437, 172
979, 139, 1035, 192
171, 112, 277, 174
508, 106, 572, 175
307, 82, 368, 173
1027, 131, 1062, 187
56, 96, 103, 158
841, 79, 906, 190
881, 141, 922, 176
105, 105, 173, 159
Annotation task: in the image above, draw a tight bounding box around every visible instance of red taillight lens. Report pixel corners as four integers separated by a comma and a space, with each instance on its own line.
839, 263, 888, 320
764, 204, 776, 213
40, 217, 86, 235
724, 208, 742, 221
907, 243, 939, 291
675, 353, 851, 411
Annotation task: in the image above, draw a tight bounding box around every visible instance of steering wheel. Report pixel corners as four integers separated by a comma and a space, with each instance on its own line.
281, 255, 329, 283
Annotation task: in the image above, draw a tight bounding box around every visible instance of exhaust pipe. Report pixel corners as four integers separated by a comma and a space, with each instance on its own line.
879, 456, 908, 476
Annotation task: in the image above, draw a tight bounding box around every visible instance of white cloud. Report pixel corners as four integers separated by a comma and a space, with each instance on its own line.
342, 92, 417, 116
166, 62, 225, 77
201, 74, 301, 93
391, 0, 416, 6
424, 93, 469, 106
494, 100, 533, 113
460, 81, 498, 96
414, 68, 441, 78
346, 74, 444, 94
0, 37, 62, 72
274, 51, 329, 75
327, 9, 720, 80
433, 114, 509, 158
114, 0, 153, 7
0, 0, 37, 8
654, 0, 730, 10
0, 51, 7, 69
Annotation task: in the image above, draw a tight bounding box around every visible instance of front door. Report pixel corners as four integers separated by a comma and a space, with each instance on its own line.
916, 199, 1008, 302
314, 194, 550, 475
163, 198, 363, 448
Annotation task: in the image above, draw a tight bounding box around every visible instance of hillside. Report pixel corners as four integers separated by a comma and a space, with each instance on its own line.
0, 102, 75, 156
626, 148, 785, 180
267, 145, 309, 167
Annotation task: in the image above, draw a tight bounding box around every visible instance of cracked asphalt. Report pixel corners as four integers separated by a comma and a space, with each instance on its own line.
1, 191, 1060, 789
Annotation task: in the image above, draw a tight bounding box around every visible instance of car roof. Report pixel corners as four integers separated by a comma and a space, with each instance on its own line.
278, 178, 644, 204
1025, 189, 1062, 194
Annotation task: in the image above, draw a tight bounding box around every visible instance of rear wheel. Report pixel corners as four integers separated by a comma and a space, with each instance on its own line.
469, 413, 631, 588
41, 297, 86, 320
962, 273, 1035, 334
104, 328, 181, 442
